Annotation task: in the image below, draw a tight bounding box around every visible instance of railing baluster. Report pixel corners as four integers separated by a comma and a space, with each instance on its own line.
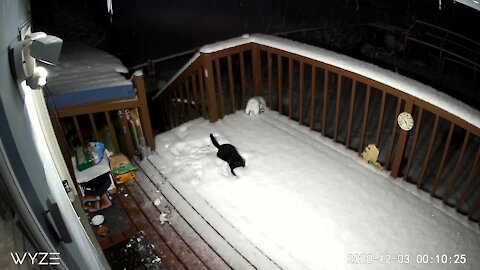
227, 55, 236, 112
358, 85, 371, 153
158, 103, 165, 130
192, 73, 199, 116
443, 131, 469, 203
89, 113, 99, 140
158, 99, 166, 130
277, 54, 283, 114
251, 44, 262, 96
310, 66, 317, 130
417, 114, 440, 189
214, 58, 225, 118
132, 73, 155, 150
391, 99, 413, 177
165, 97, 174, 129
172, 91, 180, 126
403, 107, 423, 180
333, 75, 342, 142
104, 111, 120, 153
346, 81, 356, 148
202, 54, 218, 122
174, 94, 181, 127
431, 122, 455, 195
267, 52, 273, 108
120, 109, 135, 158
456, 146, 480, 211
299, 62, 304, 125
167, 98, 173, 129
385, 97, 402, 169
185, 80, 192, 120
73, 115, 84, 146
375, 91, 387, 146
321, 70, 328, 135
240, 52, 247, 109
468, 191, 480, 220
50, 113, 75, 180
178, 86, 185, 119
198, 67, 207, 118
288, 58, 293, 118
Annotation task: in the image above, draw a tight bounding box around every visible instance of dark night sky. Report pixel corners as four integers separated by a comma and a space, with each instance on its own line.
31, 0, 480, 66
31, 0, 480, 106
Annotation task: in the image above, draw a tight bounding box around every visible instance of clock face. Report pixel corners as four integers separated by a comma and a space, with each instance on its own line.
398, 112, 414, 131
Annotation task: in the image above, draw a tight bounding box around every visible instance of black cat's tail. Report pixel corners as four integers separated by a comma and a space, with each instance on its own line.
210, 133, 220, 148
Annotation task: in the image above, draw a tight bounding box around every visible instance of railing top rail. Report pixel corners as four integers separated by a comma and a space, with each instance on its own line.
155, 34, 480, 129
152, 52, 201, 100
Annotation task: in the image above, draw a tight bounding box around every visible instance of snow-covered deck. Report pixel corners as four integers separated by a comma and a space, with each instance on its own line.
143, 110, 480, 270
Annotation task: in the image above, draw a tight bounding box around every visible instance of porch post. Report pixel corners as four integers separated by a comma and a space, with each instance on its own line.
132, 71, 155, 151
390, 98, 414, 178
201, 53, 218, 122
251, 43, 263, 97
49, 111, 77, 187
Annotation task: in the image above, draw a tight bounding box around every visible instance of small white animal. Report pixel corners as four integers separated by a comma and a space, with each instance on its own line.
245, 96, 266, 115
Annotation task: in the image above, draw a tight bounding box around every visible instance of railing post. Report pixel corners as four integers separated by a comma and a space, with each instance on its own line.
119, 109, 136, 158
49, 111, 76, 183
132, 70, 155, 151
251, 44, 263, 97
390, 98, 414, 178
201, 53, 218, 122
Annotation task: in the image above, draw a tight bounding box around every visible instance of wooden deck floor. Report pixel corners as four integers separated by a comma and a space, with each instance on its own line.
95, 153, 285, 270
108, 159, 236, 270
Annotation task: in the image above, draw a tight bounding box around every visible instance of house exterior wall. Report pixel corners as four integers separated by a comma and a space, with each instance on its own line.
0, 1, 107, 269
0, 0, 53, 224
0, 0, 56, 245
0, 1, 57, 268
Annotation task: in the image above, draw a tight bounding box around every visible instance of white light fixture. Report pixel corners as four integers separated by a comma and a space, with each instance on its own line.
27, 66, 49, 89
9, 32, 63, 89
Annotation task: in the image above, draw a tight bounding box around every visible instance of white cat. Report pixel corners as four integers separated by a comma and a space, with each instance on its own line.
245, 96, 266, 116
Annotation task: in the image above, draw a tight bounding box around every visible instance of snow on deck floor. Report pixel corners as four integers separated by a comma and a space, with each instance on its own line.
150, 110, 480, 270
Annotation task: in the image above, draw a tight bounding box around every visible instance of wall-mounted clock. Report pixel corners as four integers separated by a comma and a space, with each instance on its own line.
397, 112, 414, 131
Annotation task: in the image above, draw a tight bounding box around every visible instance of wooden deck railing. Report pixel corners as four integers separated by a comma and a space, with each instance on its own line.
153, 35, 480, 222
50, 73, 155, 183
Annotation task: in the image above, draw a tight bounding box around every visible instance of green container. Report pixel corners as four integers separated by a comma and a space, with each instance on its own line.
75, 146, 94, 171
111, 162, 136, 176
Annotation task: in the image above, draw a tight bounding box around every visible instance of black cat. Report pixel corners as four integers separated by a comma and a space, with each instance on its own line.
210, 134, 245, 176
